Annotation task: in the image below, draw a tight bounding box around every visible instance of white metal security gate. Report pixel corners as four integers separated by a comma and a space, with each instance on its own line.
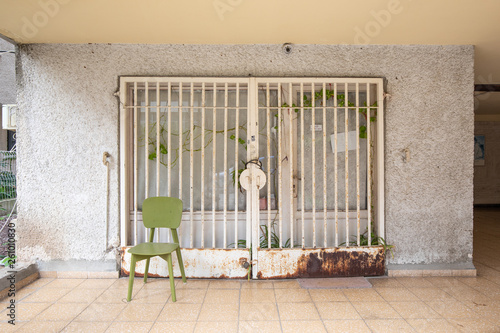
119, 77, 385, 279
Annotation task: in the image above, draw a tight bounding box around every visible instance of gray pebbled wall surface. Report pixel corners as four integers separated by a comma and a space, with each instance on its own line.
16, 44, 474, 266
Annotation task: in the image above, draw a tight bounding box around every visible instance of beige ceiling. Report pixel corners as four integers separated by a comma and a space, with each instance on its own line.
1, 0, 500, 116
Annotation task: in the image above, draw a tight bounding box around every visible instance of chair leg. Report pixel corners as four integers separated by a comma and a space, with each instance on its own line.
144, 258, 151, 283
167, 253, 176, 302
127, 255, 137, 302
175, 247, 187, 283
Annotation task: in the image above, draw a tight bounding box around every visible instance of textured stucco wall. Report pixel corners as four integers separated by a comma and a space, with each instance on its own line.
16, 44, 474, 266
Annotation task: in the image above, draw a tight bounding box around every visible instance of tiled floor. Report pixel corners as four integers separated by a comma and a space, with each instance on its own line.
1, 207, 500, 332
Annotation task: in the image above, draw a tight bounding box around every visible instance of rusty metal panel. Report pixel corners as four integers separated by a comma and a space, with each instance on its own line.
257, 246, 385, 279
121, 247, 250, 279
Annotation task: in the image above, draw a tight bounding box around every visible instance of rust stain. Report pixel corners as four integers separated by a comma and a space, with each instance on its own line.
296, 248, 385, 277
258, 246, 385, 279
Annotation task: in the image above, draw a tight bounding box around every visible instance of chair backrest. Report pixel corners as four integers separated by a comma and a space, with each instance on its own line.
142, 197, 183, 229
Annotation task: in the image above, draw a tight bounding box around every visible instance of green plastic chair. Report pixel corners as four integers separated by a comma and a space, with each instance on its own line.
127, 196, 187, 302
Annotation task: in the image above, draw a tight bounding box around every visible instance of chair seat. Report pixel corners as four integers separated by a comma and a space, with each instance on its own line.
128, 242, 179, 256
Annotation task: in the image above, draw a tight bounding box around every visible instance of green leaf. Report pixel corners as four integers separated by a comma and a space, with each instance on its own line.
148, 152, 157, 160
359, 126, 367, 138
230, 134, 236, 140
160, 143, 168, 154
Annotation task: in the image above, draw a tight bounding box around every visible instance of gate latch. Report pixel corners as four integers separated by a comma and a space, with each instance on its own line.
239, 159, 267, 191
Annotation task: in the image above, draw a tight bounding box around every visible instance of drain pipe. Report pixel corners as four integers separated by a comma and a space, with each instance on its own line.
103, 152, 110, 251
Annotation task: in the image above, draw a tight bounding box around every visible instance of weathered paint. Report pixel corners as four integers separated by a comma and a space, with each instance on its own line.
257, 246, 385, 279
121, 247, 250, 279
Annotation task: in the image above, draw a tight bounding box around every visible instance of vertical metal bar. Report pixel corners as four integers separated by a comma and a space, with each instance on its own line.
345, 83, 349, 247
201, 83, 206, 248
356, 83, 360, 246
377, 82, 385, 239
249, 78, 258, 278
144, 82, 149, 244
167, 82, 172, 243
212, 82, 217, 248
334, 83, 339, 247
367, 83, 371, 246
234, 82, 240, 249
266, 83, 271, 249
289, 83, 294, 248
190, 82, 194, 248
167, 82, 172, 198
278, 83, 283, 249
133, 82, 138, 245
156, 82, 160, 242
311, 82, 316, 248
178, 83, 183, 247
119, 78, 128, 246
223, 83, 228, 249
322, 82, 327, 248
300, 83, 305, 249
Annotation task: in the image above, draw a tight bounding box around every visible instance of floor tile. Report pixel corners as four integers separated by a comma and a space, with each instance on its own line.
352, 301, 401, 320
37, 302, 88, 321
240, 289, 275, 303
407, 318, 459, 332
94, 289, 133, 303
277, 302, 320, 320
390, 301, 442, 319
208, 280, 241, 289
239, 320, 281, 333
315, 302, 361, 320
7, 288, 35, 302
342, 288, 385, 302
396, 277, 435, 288
273, 280, 300, 289
204, 289, 239, 303
175, 279, 209, 289
77, 279, 115, 289
42, 279, 85, 289
368, 277, 405, 288
21, 288, 72, 303
23, 278, 55, 289
447, 318, 500, 332
142, 278, 179, 289
197, 303, 239, 321
104, 321, 153, 333
58, 288, 106, 304
281, 320, 327, 333
16, 320, 69, 333
409, 287, 455, 301
1, 302, 51, 321
275, 288, 312, 302
0, 321, 26, 333
130, 287, 170, 304
167, 289, 206, 303
365, 319, 415, 333
426, 300, 479, 319
74, 303, 127, 322
239, 302, 279, 321
115, 303, 163, 321
108, 278, 145, 290
323, 319, 371, 333
157, 303, 201, 321
61, 321, 111, 333
194, 321, 237, 333
241, 281, 274, 289
150, 321, 196, 333
425, 277, 464, 288
309, 289, 348, 302
376, 287, 420, 302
